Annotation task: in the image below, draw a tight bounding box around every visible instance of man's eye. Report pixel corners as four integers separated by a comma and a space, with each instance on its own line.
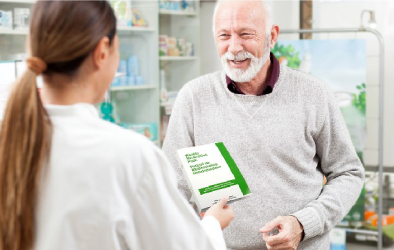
242, 33, 252, 37
219, 34, 229, 37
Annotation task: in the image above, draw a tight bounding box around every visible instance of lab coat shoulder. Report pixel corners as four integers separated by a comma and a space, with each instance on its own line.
95, 119, 169, 188
94, 119, 224, 250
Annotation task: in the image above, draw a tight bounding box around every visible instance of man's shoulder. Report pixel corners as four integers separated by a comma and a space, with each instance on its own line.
283, 66, 329, 92
284, 66, 324, 86
183, 70, 223, 93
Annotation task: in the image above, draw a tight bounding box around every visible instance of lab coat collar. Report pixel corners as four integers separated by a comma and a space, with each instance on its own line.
45, 103, 99, 118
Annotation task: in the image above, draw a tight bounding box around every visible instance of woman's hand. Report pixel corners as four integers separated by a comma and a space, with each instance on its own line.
204, 196, 234, 230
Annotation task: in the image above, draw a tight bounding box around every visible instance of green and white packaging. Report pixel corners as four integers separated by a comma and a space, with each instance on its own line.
177, 142, 251, 212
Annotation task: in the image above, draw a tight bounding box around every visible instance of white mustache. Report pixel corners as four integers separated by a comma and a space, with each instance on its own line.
222, 51, 255, 62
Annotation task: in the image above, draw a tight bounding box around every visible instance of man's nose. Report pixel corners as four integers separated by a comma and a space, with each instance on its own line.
228, 36, 243, 55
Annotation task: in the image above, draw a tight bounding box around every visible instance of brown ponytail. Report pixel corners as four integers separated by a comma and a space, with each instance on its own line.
0, 1, 116, 249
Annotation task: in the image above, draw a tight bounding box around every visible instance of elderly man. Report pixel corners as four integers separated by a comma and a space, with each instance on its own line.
162, 0, 364, 249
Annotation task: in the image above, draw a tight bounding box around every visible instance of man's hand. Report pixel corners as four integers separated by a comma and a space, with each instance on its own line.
259, 215, 304, 250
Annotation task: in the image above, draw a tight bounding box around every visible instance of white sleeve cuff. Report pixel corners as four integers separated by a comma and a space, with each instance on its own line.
200, 216, 226, 250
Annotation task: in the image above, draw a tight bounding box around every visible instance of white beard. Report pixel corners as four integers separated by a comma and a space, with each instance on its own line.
221, 37, 271, 83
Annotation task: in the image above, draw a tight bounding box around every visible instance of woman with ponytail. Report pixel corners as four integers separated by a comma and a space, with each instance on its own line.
0, 1, 233, 250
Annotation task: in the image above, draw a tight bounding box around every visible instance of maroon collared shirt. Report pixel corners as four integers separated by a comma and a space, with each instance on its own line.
226, 52, 280, 96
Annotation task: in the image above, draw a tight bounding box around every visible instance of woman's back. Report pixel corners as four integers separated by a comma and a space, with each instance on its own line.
35, 103, 145, 249
34, 103, 222, 250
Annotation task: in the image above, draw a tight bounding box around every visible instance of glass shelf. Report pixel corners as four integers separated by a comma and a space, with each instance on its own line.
110, 84, 157, 91
117, 26, 155, 33
0, 29, 28, 35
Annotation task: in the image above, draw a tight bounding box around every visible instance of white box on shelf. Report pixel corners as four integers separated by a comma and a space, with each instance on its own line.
329, 228, 346, 250
0, 10, 13, 30
13, 8, 29, 30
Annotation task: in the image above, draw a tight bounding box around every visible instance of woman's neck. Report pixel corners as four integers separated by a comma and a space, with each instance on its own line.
40, 74, 101, 105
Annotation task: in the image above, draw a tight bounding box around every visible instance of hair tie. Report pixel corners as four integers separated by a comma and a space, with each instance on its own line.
27, 57, 47, 75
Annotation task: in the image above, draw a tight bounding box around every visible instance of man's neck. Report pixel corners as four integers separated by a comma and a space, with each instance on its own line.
235, 60, 272, 95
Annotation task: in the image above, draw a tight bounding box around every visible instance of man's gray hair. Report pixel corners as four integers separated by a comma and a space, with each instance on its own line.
212, 0, 273, 35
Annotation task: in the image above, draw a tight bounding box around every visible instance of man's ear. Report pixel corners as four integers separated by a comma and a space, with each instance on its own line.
92, 37, 110, 69
269, 25, 280, 49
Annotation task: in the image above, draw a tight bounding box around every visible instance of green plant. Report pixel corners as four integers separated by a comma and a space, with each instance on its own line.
271, 43, 301, 69
352, 83, 366, 115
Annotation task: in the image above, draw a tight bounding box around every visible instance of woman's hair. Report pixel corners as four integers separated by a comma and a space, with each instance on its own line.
0, 1, 116, 249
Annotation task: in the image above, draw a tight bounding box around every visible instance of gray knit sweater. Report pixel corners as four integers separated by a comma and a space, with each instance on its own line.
162, 66, 364, 250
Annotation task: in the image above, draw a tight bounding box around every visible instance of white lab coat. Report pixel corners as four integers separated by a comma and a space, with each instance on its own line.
34, 103, 226, 250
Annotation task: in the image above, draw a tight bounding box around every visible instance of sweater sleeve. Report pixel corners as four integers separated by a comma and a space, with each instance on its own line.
162, 84, 195, 202
291, 84, 365, 240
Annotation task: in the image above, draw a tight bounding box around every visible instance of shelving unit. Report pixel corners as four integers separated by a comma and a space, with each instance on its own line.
0, 0, 34, 3
159, 0, 201, 144
0, 0, 161, 144
0, 26, 156, 35
0, 1, 33, 61
109, 1, 160, 144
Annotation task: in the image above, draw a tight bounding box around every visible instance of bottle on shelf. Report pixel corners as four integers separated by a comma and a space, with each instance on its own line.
160, 70, 168, 102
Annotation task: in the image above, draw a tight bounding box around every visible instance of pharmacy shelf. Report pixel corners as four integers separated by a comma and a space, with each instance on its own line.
335, 227, 378, 236
0, 29, 28, 35
110, 84, 157, 91
160, 56, 198, 61
117, 26, 155, 33
159, 9, 197, 16
0, 26, 155, 35
0, 0, 34, 3
0, 27, 153, 36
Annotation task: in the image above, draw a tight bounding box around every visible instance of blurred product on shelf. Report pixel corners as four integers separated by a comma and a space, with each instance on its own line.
365, 210, 375, 221
120, 123, 158, 141
162, 91, 178, 115
159, 35, 168, 56
329, 228, 346, 250
160, 70, 168, 102
14, 8, 29, 30
127, 56, 139, 77
131, 7, 148, 27
367, 214, 394, 227
167, 37, 179, 56
136, 76, 144, 85
161, 115, 170, 142
111, 1, 148, 27
159, 35, 194, 57
112, 56, 144, 87
111, 0, 132, 27
186, 42, 194, 57
177, 38, 186, 56
100, 102, 120, 124
159, 0, 195, 12
0, 10, 12, 30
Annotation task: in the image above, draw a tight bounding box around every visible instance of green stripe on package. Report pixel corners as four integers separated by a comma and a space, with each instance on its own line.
199, 179, 238, 195
215, 142, 251, 196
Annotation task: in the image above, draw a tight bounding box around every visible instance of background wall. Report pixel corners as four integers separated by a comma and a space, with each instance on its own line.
313, 0, 394, 168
